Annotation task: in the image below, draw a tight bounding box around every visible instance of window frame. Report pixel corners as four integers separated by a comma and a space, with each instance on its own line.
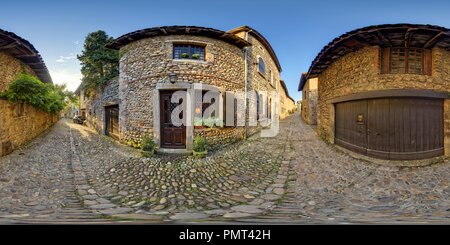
258, 57, 266, 76
173, 43, 206, 61
381, 47, 432, 75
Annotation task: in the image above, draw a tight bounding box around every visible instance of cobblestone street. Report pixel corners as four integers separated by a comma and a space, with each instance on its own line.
0, 115, 449, 224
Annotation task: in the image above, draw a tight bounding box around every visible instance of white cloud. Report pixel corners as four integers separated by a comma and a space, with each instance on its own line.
49, 69, 82, 92
73, 40, 80, 45
56, 53, 77, 63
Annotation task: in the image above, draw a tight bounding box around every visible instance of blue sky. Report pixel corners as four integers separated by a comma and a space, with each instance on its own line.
1, 0, 450, 101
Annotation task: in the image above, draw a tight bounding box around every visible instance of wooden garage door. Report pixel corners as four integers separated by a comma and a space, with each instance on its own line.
335, 100, 368, 155
335, 98, 443, 160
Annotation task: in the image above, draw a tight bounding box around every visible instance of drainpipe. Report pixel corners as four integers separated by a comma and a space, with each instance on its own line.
243, 31, 249, 139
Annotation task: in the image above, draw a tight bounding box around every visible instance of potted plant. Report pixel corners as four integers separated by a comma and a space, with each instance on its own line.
140, 135, 156, 157
192, 135, 208, 158
215, 118, 224, 128
181, 53, 190, 59
203, 117, 216, 128
194, 117, 204, 129
192, 53, 200, 60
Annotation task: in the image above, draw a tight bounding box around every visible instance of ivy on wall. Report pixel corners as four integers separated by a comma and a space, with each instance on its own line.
0, 74, 66, 114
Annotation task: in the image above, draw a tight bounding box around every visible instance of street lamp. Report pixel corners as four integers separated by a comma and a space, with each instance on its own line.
169, 72, 177, 84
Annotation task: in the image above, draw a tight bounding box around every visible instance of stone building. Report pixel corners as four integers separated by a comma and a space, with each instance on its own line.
80, 25, 284, 152
228, 26, 282, 136
299, 73, 318, 125
76, 79, 120, 139
279, 80, 296, 119
0, 29, 56, 157
302, 24, 450, 160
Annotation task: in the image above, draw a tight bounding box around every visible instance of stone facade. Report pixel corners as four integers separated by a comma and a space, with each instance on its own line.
0, 52, 34, 93
118, 34, 247, 150
0, 52, 56, 157
80, 79, 120, 135
279, 80, 296, 120
80, 26, 285, 152
231, 29, 281, 136
301, 78, 318, 125
317, 46, 450, 155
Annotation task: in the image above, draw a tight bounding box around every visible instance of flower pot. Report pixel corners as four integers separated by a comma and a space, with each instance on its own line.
192, 150, 207, 158
140, 149, 155, 157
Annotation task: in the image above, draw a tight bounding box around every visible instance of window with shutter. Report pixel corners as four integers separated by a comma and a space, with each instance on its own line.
381, 47, 431, 75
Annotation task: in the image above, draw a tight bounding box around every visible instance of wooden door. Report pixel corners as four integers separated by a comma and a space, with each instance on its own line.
105, 105, 119, 140
388, 98, 443, 160
160, 91, 186, 149
335, 100, 368, 155
367, 99, 390, 159
335, 98, 443, 160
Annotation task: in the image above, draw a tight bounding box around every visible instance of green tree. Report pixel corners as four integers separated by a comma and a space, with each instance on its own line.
77, 30, 119, 93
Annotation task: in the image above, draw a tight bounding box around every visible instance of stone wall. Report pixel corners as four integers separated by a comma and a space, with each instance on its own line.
0, 52, 34, 93
236, 32, 280, 136
82, 79, 120, 135
0, 100, 57, 156
301, 78, 318, 125
317, 46, 450, 146
279, 82, 296, 120
119, 35, 246, 147
194, 127, 246, 150
0, 52, 56, 157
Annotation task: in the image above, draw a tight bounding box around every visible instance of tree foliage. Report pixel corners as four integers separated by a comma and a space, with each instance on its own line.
0, 74, 68, 114
77, 30, 119, 93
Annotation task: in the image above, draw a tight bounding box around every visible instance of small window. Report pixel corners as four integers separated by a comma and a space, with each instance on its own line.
381, 47, 431, 75
173, 44, 205, 60
258, 57, 266, 76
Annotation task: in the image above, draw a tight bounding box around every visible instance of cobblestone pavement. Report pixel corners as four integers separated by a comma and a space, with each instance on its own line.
256, 113, 449, 224
0, 115, 449, 224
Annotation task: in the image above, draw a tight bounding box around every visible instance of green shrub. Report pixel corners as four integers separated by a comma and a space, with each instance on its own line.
141, 135, 156, 152
193, 135, 208, 152
191, 53, 200, 59
181, 53, 190, 58
215, 118, 224, 128
203, 117, 216, 128
193, 117, 203, 127
0, 74, 66, 114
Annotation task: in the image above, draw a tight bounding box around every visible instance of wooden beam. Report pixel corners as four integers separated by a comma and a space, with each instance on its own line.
329, 89, 450, 104
0, 41, 18, 50
15, 54, 38, 58
376, 31, 392, 47
424, 32, 445, 48
404, 28, 417, 48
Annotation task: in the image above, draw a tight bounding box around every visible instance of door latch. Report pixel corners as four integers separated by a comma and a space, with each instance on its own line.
356, 114, 364, 125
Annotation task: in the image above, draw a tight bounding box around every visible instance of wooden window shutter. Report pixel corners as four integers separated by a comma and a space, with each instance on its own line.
223, 92, 227, 126
423, 49, 432, 76
380, 48, 391, 74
